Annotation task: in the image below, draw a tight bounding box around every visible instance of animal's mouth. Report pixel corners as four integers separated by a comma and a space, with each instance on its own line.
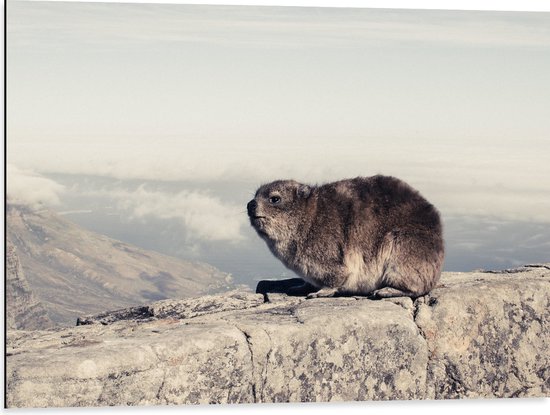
250, 216, 268, 232
249, 216, 271, 239
250, 216, 267, 227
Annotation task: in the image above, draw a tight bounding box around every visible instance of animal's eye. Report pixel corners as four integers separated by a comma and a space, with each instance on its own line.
269, 196, 281, 204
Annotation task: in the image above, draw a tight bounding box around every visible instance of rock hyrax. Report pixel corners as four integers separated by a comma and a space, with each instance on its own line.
247, 175, 444, 298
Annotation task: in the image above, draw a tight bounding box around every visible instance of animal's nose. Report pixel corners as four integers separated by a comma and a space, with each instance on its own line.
247, 200, 257, 216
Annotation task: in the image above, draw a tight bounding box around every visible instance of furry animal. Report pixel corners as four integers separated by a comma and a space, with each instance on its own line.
247, 175, 444, 298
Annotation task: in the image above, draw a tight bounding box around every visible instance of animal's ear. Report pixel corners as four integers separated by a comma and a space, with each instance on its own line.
297, 184, 311, 199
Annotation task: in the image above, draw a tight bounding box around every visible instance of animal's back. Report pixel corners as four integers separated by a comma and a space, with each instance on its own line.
354, 175, 444, 296
314, 175, 444, 297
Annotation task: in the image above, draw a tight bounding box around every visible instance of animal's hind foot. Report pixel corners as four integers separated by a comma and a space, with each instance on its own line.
372, 287, 418, 299
306, 287, 340, 299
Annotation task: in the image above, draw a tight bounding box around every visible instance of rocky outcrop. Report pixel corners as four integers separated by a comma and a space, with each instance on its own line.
6, 265, 549, 408
5, 241, 53, 330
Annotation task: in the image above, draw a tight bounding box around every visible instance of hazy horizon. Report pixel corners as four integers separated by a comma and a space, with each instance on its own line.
7, 1, 550, 286
7, 171, 550, 288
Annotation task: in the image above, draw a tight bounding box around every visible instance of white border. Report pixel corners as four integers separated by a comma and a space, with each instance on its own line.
2, 0, 549, 414
10, 0, 550, 12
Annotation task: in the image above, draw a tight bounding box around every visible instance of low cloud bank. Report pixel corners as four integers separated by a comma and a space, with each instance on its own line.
7, 165, 246, 243
101, 186, 246, 243
9, 135, 550, 224
7, 164, 66, 208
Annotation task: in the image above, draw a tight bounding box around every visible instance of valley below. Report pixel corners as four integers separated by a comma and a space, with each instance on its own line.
6, 203, 234, 328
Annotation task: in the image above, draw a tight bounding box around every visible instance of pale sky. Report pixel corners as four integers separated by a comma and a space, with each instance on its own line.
7, 1, 550, 227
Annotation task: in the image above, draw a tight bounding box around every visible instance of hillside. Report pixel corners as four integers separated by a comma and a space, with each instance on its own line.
6, 204, 234, 326
6, 241, 54, 330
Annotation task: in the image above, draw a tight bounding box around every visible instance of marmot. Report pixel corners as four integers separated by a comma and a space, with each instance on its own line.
247, 175, 444, 299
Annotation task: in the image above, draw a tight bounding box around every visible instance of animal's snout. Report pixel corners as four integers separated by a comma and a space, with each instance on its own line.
247, 200, 257, 217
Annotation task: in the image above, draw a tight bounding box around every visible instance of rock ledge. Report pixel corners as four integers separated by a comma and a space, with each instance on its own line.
6, 265, 550, 408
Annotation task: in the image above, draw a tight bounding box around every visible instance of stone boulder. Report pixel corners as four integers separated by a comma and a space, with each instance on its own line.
6, 265, 549, 408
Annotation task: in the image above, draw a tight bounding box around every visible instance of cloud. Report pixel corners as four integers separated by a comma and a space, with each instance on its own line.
427, 186, 550, 224
113, 186, 247, 242
8, 134, 550, 224
6, 164, 66, 208
6, 163, 248, 244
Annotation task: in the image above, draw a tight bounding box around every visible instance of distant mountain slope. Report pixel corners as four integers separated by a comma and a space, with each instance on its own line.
6, 204, 234, 327
6, 241, 54, 330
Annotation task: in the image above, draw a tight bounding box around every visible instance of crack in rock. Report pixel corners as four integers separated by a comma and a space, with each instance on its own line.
412, 294, 437, 399
260, 328, 274, 402
234, 326, 258, 403
155, 374, 166, 403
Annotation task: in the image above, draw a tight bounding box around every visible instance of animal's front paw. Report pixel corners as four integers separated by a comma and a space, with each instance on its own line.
287, 282, 317, 296
306, 287, 339, 299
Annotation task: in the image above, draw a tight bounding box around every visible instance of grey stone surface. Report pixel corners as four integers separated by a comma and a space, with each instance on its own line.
415, 266, 550, 399
6, 265, 550, 408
